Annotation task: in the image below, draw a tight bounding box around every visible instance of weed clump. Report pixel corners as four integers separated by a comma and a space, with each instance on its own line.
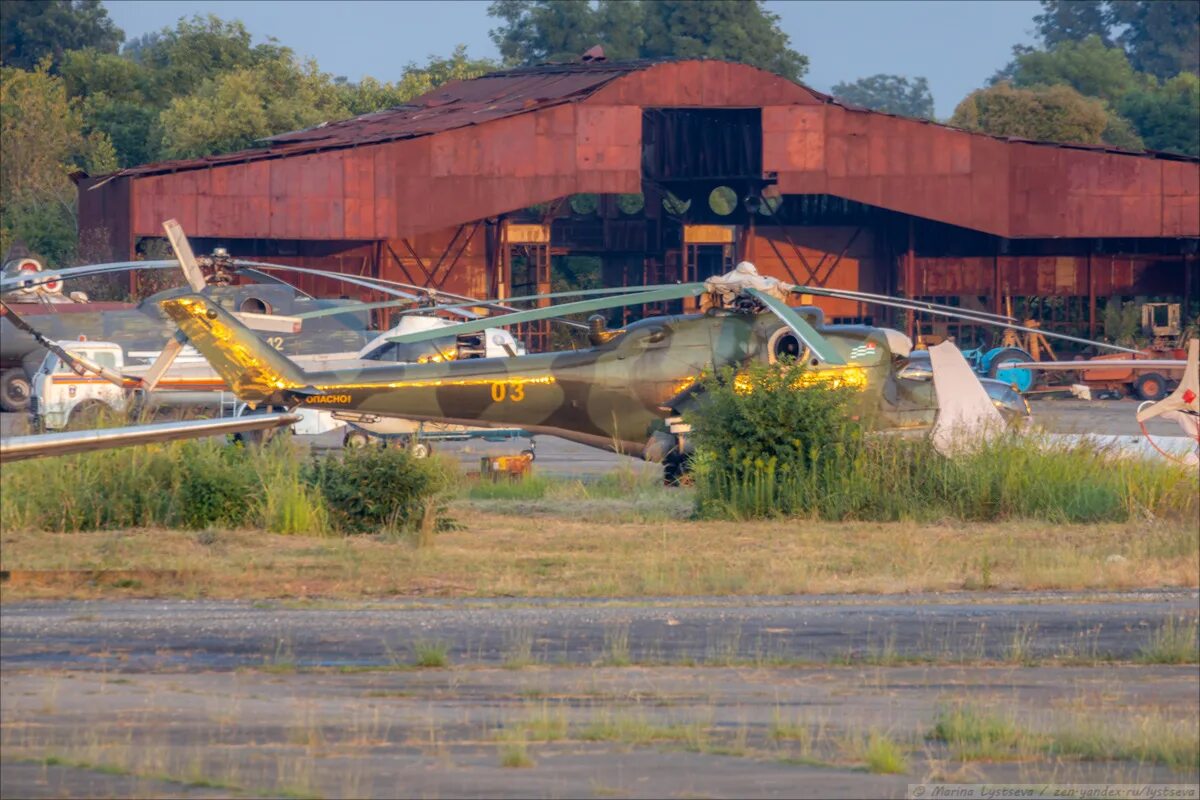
687, 361, 1197, 523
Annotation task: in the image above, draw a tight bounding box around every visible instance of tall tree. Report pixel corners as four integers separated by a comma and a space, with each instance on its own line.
0, 59, 115, 263
128, 15, 288, 99
158, 55, 349, 159
1109, 0, 1200, 80
1033, 0, 1112, 46
60, 47, 160, 166
1003, 35, 1140, 103
488, 0, 807, 80
0, 0, 123, 71
831, 75, 934, 119
489, 0, 598, 65
950, 82, 1119, 146
1117, 72, 1200, 155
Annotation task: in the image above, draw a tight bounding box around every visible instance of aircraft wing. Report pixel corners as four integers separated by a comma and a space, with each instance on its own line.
0, 414, 299, 463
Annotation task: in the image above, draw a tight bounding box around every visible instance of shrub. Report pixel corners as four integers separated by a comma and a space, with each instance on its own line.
307, 446, 453, 536
687, 361, 1197, 523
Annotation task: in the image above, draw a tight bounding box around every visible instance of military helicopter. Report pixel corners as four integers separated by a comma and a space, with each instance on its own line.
161, 255, 1086, 480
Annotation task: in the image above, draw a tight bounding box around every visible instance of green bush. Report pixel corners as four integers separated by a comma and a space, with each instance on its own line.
687, 361, 1197, 523
1, 437, 452, 537
307, 445, 453, 535
177, 441, 258, 528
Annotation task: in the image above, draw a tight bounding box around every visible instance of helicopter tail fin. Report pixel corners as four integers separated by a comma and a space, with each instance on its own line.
160, 294, 311, 406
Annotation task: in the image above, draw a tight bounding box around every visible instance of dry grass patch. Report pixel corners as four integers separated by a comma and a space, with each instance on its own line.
1, 512, 1196, 600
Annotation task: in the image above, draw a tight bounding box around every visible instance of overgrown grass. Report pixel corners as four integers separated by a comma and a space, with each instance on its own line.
688, 361, 1197, 523
1, 438, 452, 537
410, 640, 449, 668
930, 704, 1200, 771
929, 705, 1029, 761
1137, 615, 1199, 664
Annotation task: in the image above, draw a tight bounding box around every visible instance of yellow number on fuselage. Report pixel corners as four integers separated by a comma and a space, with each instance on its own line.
489, 382, 526, 402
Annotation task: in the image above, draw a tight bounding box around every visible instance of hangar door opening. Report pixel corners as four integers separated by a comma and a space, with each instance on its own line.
641, 108, 763, 183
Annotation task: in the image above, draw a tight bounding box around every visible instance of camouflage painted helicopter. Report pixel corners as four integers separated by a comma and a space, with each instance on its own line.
161, 260, 1068, 480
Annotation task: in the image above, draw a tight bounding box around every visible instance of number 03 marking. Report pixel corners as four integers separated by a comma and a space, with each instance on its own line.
489, 382, 526, 402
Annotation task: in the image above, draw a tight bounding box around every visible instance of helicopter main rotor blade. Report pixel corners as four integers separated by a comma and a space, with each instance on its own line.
788, 285, 1142, 355
232, 260, 422, 302
792, 285, 1018, 324
0, 260, 180, 291
146, 220, 210, 383
163, 219, 208, 292
387, 284, 707, 345
745, 288, 845, 365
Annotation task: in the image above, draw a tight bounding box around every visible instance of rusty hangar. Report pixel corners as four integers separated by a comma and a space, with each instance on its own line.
77, 57, 1200, 348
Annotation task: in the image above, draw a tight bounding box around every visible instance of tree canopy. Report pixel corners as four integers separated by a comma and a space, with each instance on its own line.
950, 82, 1113, 145
0, 0, 122, 70
488, 0, 808, 81
975, 0, 1198, 155
831, 74, 934, 119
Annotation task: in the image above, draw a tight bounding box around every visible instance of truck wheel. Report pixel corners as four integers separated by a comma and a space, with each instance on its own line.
67, 399, 108, 430
343, 429, 372, 448
409, 441, 431, 459
0, 369, 31, 413
1133, 373, 1168, 401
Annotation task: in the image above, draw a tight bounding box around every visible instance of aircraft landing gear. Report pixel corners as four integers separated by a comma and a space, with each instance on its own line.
662, 450, 688, 486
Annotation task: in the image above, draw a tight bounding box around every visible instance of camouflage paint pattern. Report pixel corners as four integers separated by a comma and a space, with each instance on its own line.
162, 294, 935, 458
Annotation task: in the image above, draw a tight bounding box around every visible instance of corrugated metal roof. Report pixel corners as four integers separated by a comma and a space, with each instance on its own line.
111, 60, 666, 179
102, 57, 1197, 182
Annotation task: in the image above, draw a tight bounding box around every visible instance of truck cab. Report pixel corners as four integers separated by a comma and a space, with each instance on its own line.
31, 341, 127, 430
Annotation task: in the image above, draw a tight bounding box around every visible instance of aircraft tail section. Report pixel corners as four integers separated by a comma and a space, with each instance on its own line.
160, 294, 310, 406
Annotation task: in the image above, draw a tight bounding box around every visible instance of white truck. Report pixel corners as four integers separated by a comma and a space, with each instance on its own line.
30, 340, 342, 435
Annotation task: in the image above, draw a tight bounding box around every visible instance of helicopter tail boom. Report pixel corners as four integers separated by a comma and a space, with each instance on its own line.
160, 294, 311, 406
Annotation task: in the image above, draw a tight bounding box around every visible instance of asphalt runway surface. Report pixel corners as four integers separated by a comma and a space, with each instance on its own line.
3, 592, 1198, 672
3, 594, 1198, 799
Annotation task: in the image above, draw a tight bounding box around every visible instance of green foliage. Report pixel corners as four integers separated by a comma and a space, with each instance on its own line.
1102, 297, 1142, 346
950, 81, 1112, 145
0, 59, 114, 263
0, 0, 123, 71
177, 441, 258, 528
158, 55, 349, 159
1033, 1, 1112, 48
1110, 0, 1200, 80
1005, 35, 1140, 104
831, 74, 934, 119
0, 437, 450, 537
687, 361, 1197, 523
307, 446, 453, 536
1117, 72, 1200, 156
488, 0, 808, 80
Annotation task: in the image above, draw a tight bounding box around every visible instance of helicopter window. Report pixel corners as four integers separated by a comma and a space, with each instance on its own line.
240, 297, 271, 314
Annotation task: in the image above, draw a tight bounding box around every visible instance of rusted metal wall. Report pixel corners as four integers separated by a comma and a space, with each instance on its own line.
915, 254, 1188, 296
764, 104, 1199, 239
747, 226, 875, 319
77, 176, 132, 260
